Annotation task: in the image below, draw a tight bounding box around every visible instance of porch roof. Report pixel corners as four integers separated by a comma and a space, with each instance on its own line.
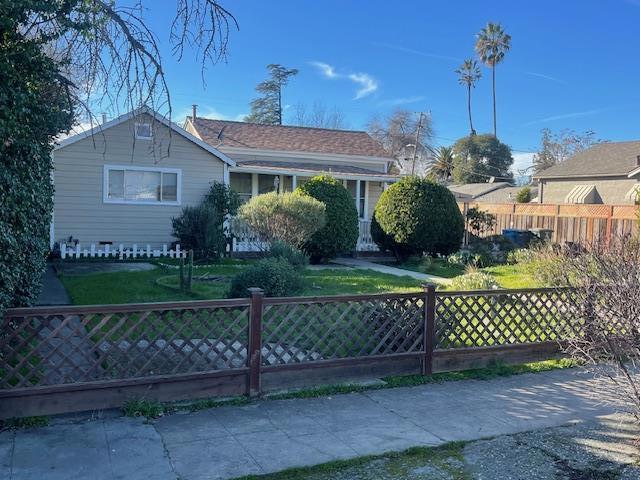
231, 160, 399, 182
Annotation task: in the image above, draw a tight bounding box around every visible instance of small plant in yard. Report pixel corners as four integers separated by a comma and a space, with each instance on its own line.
123, 399, 166, 418
238, 191, 326, 249
172, 182, 240, 260
466, 207, 496, 237
0, 416, 49, 430
373, 176, 464, 261
296, 175, 359, 263
269, 241, 309, 271
449, 271, 500, 290
228, 257, 301, 298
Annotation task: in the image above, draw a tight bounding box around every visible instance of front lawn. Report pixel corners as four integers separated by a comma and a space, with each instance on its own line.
482, 264, 540, 289
385, 257, 466, 279
59, 262, 423, 305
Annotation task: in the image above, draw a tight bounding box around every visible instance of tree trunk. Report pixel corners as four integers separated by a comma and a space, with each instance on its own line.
467, 83, 475, 135
492, 66, 497, 137
277, 86, 282, 125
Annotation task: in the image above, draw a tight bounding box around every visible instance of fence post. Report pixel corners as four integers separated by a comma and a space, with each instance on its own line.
247, 287, 264, 397
421, 283, 436, 376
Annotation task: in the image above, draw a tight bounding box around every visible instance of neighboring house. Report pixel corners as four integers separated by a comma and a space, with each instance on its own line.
52, 107, 234, 249
533, 141, 640, 204
447, 182, 514, 203
184, 115, 399, 250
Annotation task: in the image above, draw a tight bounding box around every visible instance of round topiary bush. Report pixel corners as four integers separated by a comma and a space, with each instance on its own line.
373, 176, 464, 260
296, 175, 358, 263
371, 212, 414, 261
228, 258, 301, 298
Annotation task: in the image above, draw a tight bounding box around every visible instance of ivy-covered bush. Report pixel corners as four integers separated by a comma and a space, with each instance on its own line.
373, 176, 464, 261
296, 175, 358, 263
238, 191, 326, 249
1, 10, 74, 315
172, 182, 239, 259
227, 258, 301, 298
269, 241, 309, 271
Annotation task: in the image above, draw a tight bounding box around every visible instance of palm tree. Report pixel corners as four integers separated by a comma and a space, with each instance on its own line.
430, 146, 455, 181
475, 22, 511, 137
455, 59, 482, 135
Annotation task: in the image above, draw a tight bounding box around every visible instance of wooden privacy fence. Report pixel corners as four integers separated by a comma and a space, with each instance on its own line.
463, 202, 638, 244
0, 286, 577, 418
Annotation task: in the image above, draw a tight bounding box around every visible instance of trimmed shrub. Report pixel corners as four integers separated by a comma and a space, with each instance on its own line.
238, 191, 326, 249
172, 182, 239, 259
296, 175, 358, 263
373, 176, 464, 260
269, 241, 309, 271
228, 258, 301, 298
371, 213, 414, 261
449, 272, 500, 291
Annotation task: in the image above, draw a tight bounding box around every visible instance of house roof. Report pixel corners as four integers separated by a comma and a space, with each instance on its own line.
187, 117, 394, 160
447, 182, 512, 200
231, 160, 398, 182
534, 141, 640, 179
55, 107, 236, 167
473, 186, 524, 203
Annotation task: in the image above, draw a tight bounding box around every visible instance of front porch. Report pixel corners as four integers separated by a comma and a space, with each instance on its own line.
229, 166, 397, 252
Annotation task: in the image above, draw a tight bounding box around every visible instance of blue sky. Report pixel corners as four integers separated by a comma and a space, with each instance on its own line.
138, 0, 640, 172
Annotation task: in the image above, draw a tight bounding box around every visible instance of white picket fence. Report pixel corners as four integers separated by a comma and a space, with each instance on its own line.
59, 243, 187, 260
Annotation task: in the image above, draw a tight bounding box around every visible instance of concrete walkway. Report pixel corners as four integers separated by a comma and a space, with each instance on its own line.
0, 368, 628, 480
331, 257, 452, 285
36, 265, 71, 306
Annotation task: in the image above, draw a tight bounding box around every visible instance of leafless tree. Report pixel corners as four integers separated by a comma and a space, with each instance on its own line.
532, 128, 603, 174
291, 102, 347, 130
367, 109, 434, 175
20, 1, 238, 130
556, 237, 640, 424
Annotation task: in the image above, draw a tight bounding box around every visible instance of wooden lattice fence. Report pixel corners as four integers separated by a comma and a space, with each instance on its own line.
0, 286, 578, 418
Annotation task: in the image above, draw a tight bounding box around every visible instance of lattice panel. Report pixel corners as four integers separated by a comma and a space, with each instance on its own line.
435, 289, 578, 349
1, 303, 250, 388
261, 295, 425, 365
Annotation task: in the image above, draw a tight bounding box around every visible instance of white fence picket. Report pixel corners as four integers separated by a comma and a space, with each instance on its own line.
57, 242, 186, 260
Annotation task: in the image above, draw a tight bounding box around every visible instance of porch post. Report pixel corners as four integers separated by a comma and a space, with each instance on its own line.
355, 180, 361, 217
363, 181, 369, 220
251, 173, 258, 198
292, 175, 297, 190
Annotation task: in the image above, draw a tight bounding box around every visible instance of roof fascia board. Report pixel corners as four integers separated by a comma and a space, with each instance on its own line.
229, 165, 398, 182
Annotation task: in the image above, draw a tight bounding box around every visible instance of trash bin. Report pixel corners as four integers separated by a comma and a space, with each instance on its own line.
529, 228, 553, 242
502, 229, 533, 248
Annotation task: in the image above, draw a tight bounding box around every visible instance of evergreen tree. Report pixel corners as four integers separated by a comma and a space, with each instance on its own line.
245, 64, 298, 125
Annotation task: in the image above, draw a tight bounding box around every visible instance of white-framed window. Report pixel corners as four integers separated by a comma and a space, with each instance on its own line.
230, 172, 252, 204
103, 165, 181, 205
134, 122, 153, 140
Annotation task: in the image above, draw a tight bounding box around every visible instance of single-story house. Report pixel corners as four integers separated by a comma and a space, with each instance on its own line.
184, 114, 397, 219
52, 107, 234, 250
447, 182, 514, 202
52, 107, 398, 253
533, 141, 640, 204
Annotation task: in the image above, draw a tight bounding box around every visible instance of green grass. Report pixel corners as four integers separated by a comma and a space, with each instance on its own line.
60, 264, 423, 305
482, 263, 541, 289
0, 415, 50, 430
122, 399, 166, 418
377, 257, 466, 279
234, 443, 469, 480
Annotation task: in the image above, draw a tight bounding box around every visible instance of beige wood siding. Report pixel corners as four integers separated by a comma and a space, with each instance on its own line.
540, 177, 637, 204
367, 181, 385, 218
54, 114, 225, 248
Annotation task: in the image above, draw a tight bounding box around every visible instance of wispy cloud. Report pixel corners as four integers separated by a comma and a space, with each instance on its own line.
523, 109, 602, 126
379, 95, 427, 107
524, 71, 568, 85
372, 42, 461, 63
310, 61, 378, 99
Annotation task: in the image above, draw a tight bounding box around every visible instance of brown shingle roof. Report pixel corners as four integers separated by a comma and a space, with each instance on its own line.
189, 118, 393, 159
447, 182, 512, 199
534, 141, 640, 179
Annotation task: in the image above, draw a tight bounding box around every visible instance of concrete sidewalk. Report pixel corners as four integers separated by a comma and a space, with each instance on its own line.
331, 257, 452, 285
0, 368, 627, 480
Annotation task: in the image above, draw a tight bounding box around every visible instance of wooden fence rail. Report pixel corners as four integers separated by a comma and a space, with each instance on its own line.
0, 286, 577, 419
462, 202, 638, 244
